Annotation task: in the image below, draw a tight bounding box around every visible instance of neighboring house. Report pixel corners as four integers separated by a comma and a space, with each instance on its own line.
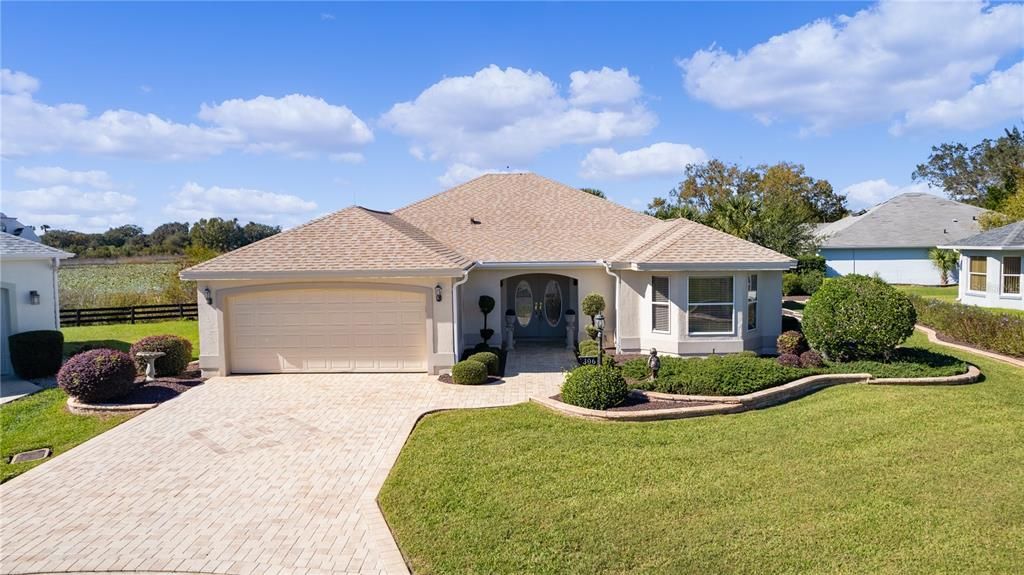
181, 173, 794, 376
940, 221, 1024, 311
0, 233, 74, 376
0, 213, 41, 242
815, 193, 986, 285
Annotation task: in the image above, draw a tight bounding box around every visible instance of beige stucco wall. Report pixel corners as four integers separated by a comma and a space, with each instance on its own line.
957, 249, 1024, 311
1, 258, 62, 334
196, 276, 457, 376
617, 269, 783, 356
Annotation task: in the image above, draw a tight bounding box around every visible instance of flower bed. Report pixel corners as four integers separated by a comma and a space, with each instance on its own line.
909, 295, 1024, 358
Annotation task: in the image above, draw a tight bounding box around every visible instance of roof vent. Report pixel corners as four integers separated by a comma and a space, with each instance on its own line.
470, 217, 481, 225
952, 218, 959, 223
943, 228, 948, 234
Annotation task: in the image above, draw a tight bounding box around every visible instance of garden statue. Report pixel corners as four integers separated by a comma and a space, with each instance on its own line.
647, 348, 660, 381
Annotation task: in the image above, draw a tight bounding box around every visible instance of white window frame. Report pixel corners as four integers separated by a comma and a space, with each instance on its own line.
650, 276, 670, 334
1000, 255, 1022, 297
967, 256, 988, 294
746, 274, 758, 331
687, 276, 735, 336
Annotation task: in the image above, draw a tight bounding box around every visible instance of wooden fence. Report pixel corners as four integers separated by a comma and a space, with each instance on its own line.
60, 303, 198, 326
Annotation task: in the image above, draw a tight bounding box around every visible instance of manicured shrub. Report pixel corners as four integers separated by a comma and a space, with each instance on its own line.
479, 295, 495, 342
781, 314, 803, 333
783, 272, 803, 296
799, 350, 825, 368
800, 270, 825, 295
578, 340, 599, 357
560, 365, 628, 410
802, 274, 916, 361
467, 351, 499, 376
451, 360, 488, 385
8, 330, 64, 379
829, 347, 966, 378
581, 293, 606, 325
910, 295, 1024, 358
626, 354, 814, 395
585, 325, 600, 341
796, 254, 827, 274
57, 348, 137, 403
777, 353, 802, 368
129, 335, 192, 377
776, 330, 808, 355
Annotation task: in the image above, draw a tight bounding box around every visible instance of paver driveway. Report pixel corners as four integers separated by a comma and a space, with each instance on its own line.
0, 347, 572, 575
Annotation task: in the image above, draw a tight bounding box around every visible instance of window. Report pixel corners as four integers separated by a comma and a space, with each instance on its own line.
688, 276, 734, 334
651, 276, 670, 333
1002, 256, 1022, 295
969, 256, 987, 292
747, 274, 758, 331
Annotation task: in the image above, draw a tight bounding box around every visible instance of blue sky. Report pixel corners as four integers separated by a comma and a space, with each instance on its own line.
2, 1, 1022, 232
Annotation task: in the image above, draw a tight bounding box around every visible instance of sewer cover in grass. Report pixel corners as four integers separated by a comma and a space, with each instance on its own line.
9, 448, 51, 464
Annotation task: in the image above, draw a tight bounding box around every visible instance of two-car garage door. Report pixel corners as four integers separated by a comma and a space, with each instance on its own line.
227, 287, 428, 373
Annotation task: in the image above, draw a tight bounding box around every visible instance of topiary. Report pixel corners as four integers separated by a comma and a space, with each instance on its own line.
581, 293, 606, 325
776, 353, 802, 368
578, 340, 599, 357
478, 295, 496, 342
776, 330, 808, 356
129, 335, 192, 377
585, 325, 599, 341
802, 274, 916, 361
467, 351, 499, 376
57, 348, 138, 403
451, 360, 488, 385
782, 272, 803, 296
800, 270, 825, 295
799, 350, 824, 368
560, 365, 628, 410
8, 330, 64, 379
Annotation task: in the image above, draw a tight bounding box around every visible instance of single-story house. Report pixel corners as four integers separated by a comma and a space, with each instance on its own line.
815, 193, 986, 285
939, 220, 1024, 311
0, 232, 74, 376
0, 213, 41, 242
181, 173, 794, 376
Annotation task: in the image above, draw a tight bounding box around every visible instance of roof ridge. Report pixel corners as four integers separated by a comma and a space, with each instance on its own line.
393, 173, 501, 214
626, 220, 690, 261
360, 208, 470, 267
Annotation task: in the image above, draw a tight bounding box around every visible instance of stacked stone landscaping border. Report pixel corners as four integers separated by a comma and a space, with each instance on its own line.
532, 365, 982, 422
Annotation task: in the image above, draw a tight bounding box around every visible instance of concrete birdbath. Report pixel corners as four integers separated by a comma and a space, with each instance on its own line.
135, 351, 166, 382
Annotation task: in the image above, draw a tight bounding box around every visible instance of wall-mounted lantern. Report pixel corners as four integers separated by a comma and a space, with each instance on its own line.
435, 285, 443, 302
203, 287, 213, 305
29, 290, 40, 305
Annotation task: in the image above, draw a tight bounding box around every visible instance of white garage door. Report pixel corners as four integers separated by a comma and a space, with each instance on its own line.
228, 288, 428, 373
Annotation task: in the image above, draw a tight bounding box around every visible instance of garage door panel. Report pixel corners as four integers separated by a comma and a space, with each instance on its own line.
228, 287, 428, 373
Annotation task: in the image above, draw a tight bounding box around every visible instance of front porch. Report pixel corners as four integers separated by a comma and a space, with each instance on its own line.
504, 340, 579, 375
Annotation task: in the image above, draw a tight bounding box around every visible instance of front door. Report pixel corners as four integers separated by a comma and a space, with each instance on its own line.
508, 274, 569, 340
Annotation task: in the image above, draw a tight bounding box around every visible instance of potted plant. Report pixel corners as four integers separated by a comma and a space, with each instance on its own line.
479, 295, 495, 343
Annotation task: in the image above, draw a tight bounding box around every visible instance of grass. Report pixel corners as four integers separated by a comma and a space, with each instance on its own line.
61, 319, 199, 359
1, 389, 132, 482
379, 332, 1024, 574
59, 262, 181, 308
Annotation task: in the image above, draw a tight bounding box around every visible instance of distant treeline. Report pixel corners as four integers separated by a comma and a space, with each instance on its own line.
41, 217, 280, 258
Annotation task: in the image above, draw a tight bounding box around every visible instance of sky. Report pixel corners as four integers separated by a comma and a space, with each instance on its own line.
1, 1, 1022, 233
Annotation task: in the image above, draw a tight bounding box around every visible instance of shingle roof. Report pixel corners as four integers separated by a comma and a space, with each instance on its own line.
816, 193, 986, 249
942, 220, 1024, 249
0, 232, 74, 259
610, 218, 794, 266
181, 207, 471, 277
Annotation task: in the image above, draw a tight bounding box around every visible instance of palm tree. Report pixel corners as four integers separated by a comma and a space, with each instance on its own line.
928, 248, 959, 286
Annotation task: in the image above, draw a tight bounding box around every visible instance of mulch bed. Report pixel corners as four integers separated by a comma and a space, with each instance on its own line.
551, 393, 715, 412
104, 367, 205, 405
437, 374, 504, 385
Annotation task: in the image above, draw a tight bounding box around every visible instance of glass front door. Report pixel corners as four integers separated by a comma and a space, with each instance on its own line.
506, 274, 570, 340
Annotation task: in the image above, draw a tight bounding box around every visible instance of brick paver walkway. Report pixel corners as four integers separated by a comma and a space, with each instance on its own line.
0, 348, 572, 575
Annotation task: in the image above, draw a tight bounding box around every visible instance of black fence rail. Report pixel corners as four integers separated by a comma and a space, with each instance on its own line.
60, 303, 198, 326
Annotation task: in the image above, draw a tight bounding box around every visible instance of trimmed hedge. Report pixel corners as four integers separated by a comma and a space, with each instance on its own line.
800, 270, 824, 295
8, 330, 64, 379
578, 340, 599, 357
467, 351, 499, 376
803, 274, 916, 361
829, 347, 966, 379
796, 254, 826, 274
451, 360, 488, 385
910, 295, 1024, 358
776, 330, 808, 355
129, 335, 192, 377
57, 348, 137, 403
560, 365, 628, 410
783, 273, 802, 296
799, 350, 825, 368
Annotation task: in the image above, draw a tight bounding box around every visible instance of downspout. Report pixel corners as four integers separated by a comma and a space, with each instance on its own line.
600, 260, 621, 353
52, 257, 62, 329
451, 264, 475, 366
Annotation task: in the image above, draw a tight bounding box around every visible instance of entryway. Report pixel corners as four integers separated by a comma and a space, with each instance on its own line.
505, 273, 576, 342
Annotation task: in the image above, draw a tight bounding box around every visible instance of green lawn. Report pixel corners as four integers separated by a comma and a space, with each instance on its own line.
896, 284, 960, 303
1, 389, 132, 482
61, 319, 199, 358
380, 332, 1024, 574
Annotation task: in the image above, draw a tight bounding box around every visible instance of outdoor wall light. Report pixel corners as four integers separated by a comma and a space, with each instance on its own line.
29, 290, 40, 305
203, 287, 213, 305
435, 285, 443, 302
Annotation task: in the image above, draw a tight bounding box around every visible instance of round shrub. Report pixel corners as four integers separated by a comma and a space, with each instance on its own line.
129, 335, 192, 376
560, 365, 628, 410
57, 348, 137, 403
802, 274, 916, 361
8, 330, 64, 379
578, 340, 599, 357
800, 270, 825, 295
776, 330, 808, 356
451, 360, 488, 385
585, 325, 600, 340
581, 293, 606, 320
467, 351, 499, 376
799, 350, 824, 368
776, 353, 802, 368
782, 272, 803, 296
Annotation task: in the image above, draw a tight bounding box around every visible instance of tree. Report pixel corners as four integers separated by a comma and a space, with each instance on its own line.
241, 221, 280, 245
150, 222, 190, 251
189, 218, 244, 252
912, 126, 1024, 208
978, 187, 1024, 231
928, 248, 959, 286
580, 188, 606, 199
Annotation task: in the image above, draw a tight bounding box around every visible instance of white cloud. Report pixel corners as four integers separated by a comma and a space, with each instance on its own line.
381, 65, 656, 168
893, 61, 1024, 134
15, 166, 113, 189
329, 152, 365, 164
679, 1, 1024, 133
163, 182, 318, 224
580, 142, 708, 180
1, 69, 373, 159
841, 179, 939, 209
320, 13, 335, 21
1, 185, 137, 232
569, 67, 642, 106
